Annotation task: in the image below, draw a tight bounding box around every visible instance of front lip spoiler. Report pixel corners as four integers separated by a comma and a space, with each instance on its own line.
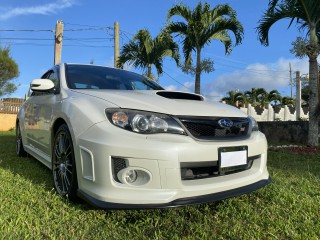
77, 177, 271, 210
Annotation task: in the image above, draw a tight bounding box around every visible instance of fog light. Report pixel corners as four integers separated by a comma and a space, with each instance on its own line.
125, 169, 137, 183
117, 167, 151, 186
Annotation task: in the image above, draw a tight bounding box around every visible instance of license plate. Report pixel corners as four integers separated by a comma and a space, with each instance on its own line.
218, 146, 248, 173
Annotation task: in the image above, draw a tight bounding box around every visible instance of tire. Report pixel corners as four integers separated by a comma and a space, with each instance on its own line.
52, 124, 78, 201
16, 123, 28, 157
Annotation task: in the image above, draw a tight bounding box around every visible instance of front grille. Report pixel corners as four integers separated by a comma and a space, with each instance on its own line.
178, 117, 250, 140
180, 155, 260, 180
111, 157, 127, 183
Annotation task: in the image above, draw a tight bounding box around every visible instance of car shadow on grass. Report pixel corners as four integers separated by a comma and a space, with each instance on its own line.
0, 135, 53, 188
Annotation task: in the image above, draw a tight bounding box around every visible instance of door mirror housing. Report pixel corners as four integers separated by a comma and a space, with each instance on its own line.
30, 79, 55, 92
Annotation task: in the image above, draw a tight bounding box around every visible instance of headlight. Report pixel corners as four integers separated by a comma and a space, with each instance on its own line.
106, 109, 186, 135
249, 116, 259, 131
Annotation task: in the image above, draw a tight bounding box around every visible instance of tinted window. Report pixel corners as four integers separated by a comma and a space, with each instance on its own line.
65, 64, 163, 90
40, 68, 60, 94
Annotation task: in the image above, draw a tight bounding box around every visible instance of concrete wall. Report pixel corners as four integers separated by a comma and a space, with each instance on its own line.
258, 121, 312, 145
0, 113, 17, 131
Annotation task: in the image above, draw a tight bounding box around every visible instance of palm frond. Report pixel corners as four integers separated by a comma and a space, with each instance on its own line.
166, 22, 188, 36
211, 4, 237, 20
257, 5, 296, 46
167, 4, 192, 21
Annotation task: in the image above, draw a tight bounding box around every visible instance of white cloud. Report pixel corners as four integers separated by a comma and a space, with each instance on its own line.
0, 0, 75, 21
164, 81, 194, 92
203, 57, 309, 100
164, 85, 177, 91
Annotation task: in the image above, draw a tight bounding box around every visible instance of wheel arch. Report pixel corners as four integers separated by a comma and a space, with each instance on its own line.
51, 118, 69, 146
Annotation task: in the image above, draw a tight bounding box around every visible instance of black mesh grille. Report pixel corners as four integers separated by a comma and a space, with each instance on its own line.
179, 117, 250, 140
112, 157, 127, 183
180, 155, 260, 180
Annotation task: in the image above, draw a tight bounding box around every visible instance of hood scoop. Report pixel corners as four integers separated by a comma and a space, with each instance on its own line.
156, 91, 203, 101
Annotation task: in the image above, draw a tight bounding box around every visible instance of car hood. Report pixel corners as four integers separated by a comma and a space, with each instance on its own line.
71, 89, 247, 117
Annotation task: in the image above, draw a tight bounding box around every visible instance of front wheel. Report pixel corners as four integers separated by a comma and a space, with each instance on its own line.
52, 124, 78, 201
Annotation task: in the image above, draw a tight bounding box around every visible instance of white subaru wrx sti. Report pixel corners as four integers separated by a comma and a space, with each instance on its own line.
16, 63, 270, 209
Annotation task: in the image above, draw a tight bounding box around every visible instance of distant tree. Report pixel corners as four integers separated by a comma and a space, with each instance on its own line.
290, 37, 310, 59
0, 46, 19, 97
268, 89, 282, 105
181, 58, 214, 76
222, 88, 283, 107
117, 29, 179, 79
245, 88, 267, 106
166, 2, 243, 94
256, 88, 268, 106
236, 92, 248, 107
221, 90, 243, 106
281, 96, 295, 106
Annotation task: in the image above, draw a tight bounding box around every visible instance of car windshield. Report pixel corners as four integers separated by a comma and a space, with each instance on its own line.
65, 64, 164, 90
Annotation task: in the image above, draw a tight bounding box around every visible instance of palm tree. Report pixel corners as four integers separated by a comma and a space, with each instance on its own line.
236, 92, 248, 107
221, 90, 243, 107
245, 88, 267, 106
166, 2, 244, 94
256, 88, 268, 106
268, 89, 282, 105
117, 29, 179, 79
281, 96, 295, 106
257, 0, 320, 146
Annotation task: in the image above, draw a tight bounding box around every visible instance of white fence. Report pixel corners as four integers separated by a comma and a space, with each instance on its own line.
238, 103, 309, 121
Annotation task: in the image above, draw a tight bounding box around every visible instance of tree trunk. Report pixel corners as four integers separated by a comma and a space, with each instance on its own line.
307, 27, 319, 147
194, 48, 201, 94
147, 64, 152, 78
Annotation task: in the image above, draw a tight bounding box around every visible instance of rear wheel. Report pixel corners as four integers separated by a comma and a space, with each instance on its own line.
52, 124, 78, 201
16, 123, 27, 157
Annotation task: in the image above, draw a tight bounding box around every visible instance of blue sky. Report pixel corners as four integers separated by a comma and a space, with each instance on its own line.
0, 0, 310, 100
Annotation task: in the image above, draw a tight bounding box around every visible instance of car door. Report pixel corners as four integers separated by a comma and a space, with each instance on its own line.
26, 67, 61, 159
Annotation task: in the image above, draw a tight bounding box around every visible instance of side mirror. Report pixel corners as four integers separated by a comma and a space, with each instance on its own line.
30, 79, 55, 92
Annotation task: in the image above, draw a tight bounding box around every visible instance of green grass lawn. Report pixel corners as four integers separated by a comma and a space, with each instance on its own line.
0, 131, 319, 239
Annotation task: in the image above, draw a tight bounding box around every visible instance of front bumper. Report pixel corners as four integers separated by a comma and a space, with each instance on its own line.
75, 120, 270, 209
78, 177, 271, 209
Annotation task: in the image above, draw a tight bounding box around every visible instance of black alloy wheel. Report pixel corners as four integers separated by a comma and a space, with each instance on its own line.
52, 124, 78, 201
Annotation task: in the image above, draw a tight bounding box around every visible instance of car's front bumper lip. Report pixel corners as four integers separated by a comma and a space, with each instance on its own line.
78, 177, 271, 210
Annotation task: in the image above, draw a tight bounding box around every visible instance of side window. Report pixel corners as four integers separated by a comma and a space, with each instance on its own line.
41, 69, 60, 94
48, 70, 60, 94
41, 71, 51, 79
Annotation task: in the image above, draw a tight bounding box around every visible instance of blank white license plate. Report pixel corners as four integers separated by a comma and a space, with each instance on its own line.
220, 150, 247, 168
219, 146, 248, 171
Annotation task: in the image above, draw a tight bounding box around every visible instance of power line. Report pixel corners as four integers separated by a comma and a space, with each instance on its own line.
64, 22, 109, 28
0, 37, 113, 41
204, 52, 289, 72
214, 62, 291, 80
162, 70, 194, 92
0, 27, 113, 32
0, 29, 53, 32
64, 27, 113, 32
0, 37, 53, 41
1, 42, 113, 48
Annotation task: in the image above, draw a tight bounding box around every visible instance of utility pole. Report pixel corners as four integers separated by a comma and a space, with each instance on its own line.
114, 21, 120, 68
54, 20, 64, 65
289, 62, 293, 98
295, 70, 301, 120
